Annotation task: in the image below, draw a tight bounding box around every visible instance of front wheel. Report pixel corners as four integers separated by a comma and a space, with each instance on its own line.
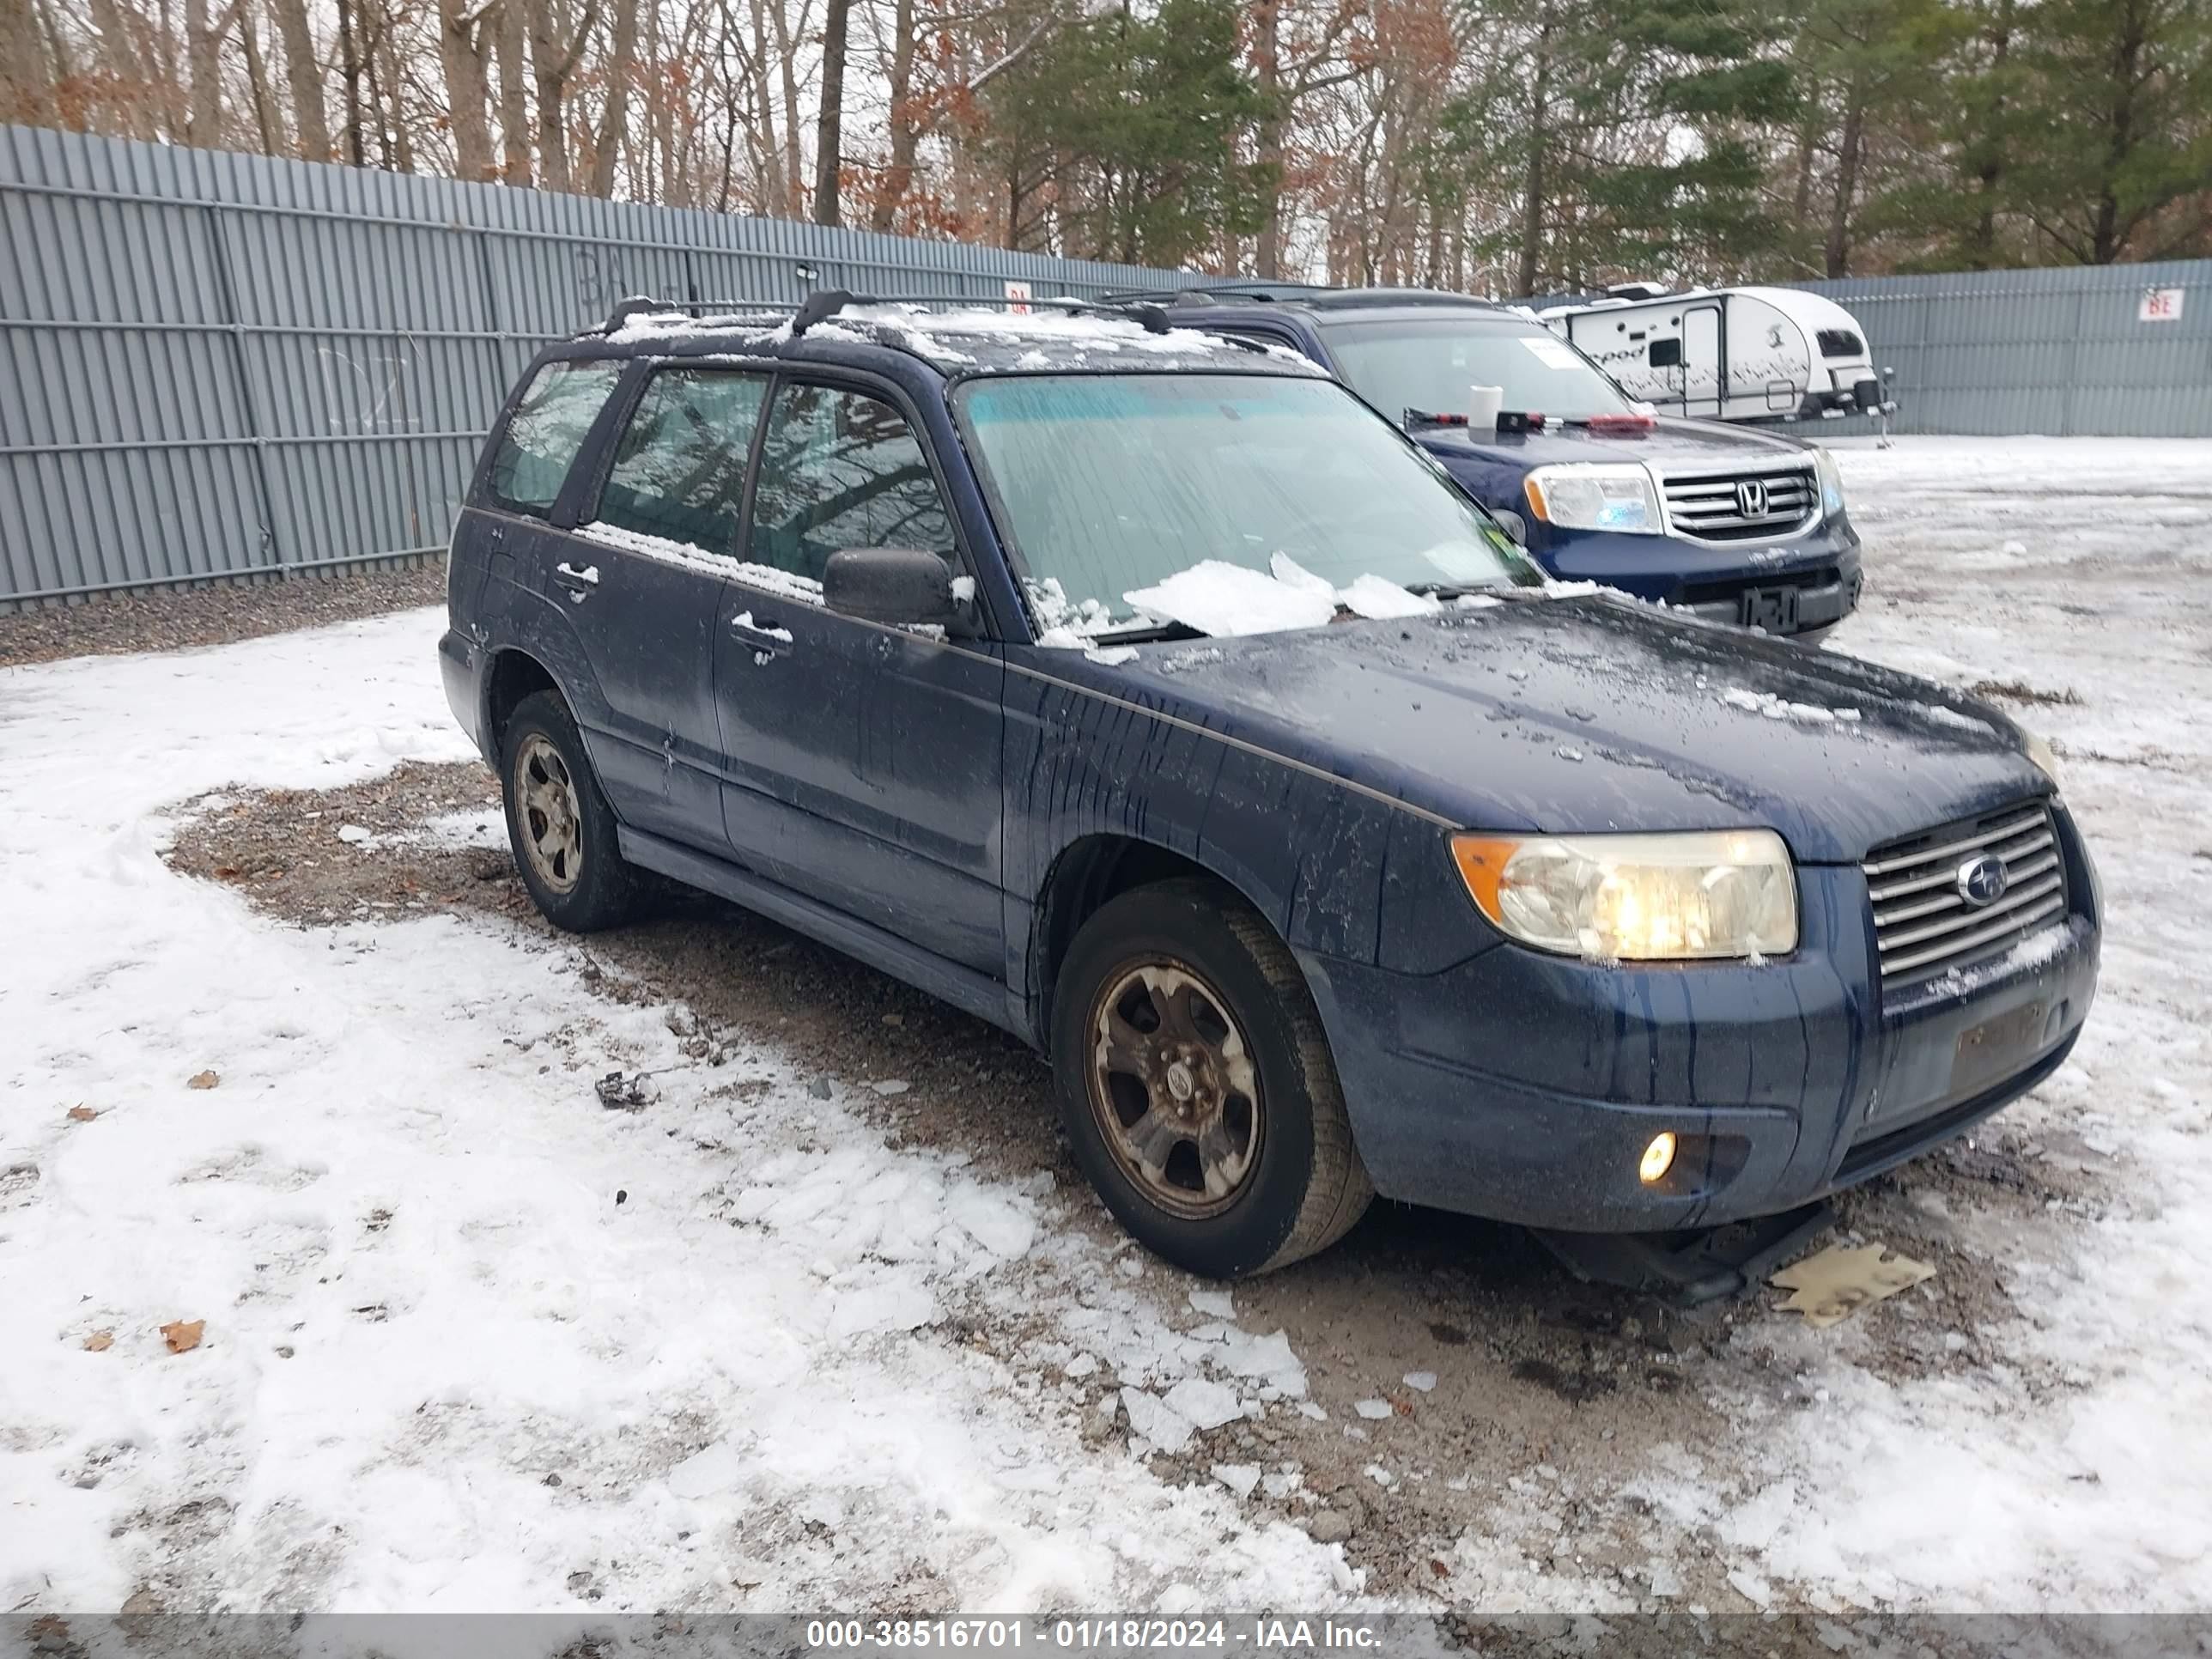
1050, 879, 1372, 1278
501, 689, 643, 933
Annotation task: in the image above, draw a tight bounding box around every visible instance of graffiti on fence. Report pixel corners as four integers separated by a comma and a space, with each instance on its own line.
314, 339, 423, 433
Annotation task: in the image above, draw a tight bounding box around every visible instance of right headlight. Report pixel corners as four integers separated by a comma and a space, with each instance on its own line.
1813, 447, 1846, 518
1449, 829, 1799, 962
1523, 464, 1662, 535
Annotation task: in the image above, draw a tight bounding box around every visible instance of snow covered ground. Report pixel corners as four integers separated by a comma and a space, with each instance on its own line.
1, 435, 2208, 1619
0, 621, 1355, 1615
1733, 438, 2212, 1609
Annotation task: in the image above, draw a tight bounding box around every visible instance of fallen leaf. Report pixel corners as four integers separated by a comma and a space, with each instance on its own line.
83, 1331, 114, 1352
187, 1070, 220, 1091
160, 1319, 205, 1353
67, 1105, 100, 1122
1770, 1243, 1936, 1328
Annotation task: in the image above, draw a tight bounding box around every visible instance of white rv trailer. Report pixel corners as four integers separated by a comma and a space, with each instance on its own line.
1539, 283, 1890, 425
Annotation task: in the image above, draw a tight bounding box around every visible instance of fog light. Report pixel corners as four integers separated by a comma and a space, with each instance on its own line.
1639, 1132, 1678, 1184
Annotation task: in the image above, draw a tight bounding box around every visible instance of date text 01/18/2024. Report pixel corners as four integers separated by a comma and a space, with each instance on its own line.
803, 1619, 1384, 1650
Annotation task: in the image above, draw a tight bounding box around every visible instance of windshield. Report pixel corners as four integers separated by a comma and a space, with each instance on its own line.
956, 373, 1540, 635
1321, 318, 1634, 422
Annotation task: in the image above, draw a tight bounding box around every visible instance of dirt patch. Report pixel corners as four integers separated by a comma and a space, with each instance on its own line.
1967, 677, 2084, 708
160, 769, 2113, 1607
0, 561, 444, 668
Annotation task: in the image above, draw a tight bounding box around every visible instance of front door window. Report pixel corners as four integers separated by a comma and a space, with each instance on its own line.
747, 384, 956, 583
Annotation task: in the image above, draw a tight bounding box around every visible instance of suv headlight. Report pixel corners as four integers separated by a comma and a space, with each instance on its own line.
2022, 727, 2062, 787
1450, 830, 1798, 962
1523, 464, 1662, 535
1814, 447, 1846, 518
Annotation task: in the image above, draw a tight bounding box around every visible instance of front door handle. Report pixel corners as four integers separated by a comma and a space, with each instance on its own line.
732, 610, 793, 659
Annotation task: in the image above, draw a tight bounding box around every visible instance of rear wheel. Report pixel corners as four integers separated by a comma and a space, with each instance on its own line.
1050, 878, 1371, 1278
501, 690, 643, 933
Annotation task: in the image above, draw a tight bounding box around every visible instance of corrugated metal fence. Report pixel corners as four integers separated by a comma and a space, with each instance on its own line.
1799, 261, 2212, 439
0, 124, 1186, 609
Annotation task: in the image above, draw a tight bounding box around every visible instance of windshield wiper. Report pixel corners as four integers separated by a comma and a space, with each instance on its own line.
1088, 618, 1207, 645
1404, 581, 1488, 600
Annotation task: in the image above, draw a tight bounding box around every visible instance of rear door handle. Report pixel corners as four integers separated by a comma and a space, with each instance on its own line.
732, 609, 793, 659
555, 561, 599, 604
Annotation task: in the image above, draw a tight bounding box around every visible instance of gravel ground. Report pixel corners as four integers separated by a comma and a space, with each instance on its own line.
0, 561, 446, 668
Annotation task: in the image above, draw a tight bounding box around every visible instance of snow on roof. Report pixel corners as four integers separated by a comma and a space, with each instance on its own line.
597, 300, 1325, 375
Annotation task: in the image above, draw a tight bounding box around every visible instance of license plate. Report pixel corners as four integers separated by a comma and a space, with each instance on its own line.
1950, 1001, 2045, 1097
1741, 586, 1801, 634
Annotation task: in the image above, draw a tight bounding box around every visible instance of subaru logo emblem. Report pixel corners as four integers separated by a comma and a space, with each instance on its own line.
1955, 852, 2010, 908
1735, 478, 1769, 519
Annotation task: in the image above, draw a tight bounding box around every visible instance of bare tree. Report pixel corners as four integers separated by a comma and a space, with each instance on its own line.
586, 0, 636, 193
270, 0, 332, 158
1, 0, 58, 125
239, 2, 282, 150
437, 0, 496, 178
493, 0, 531, 179
811, 0, 851, 222
184, 0, 223, 143
866, 0, 917, 229
530, 0, 599, 191
334, 0, 370, 161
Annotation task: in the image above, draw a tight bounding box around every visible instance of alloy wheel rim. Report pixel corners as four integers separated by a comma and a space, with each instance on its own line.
1088, 960, 1262, 1219
515, 733, 584, 895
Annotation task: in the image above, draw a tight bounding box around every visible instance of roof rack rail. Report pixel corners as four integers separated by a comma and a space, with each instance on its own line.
1095, 280, 1336, 307
595, 288, 1183, 342
599, 294, 795, 332
781, 289, 1176, 337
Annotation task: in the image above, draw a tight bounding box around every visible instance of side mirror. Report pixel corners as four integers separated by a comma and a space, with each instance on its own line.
1490, 507, 1529, 546
823, 547, 965, 630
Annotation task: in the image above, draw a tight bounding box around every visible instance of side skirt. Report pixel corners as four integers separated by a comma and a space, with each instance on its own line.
617, 826, 1034, 1044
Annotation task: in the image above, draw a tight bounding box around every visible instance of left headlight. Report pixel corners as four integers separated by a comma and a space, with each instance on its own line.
1524, 463, 1662, 535
1814, 447, 1846, 519
2022, 727, 2062, 787
1450, 830, 1799, 962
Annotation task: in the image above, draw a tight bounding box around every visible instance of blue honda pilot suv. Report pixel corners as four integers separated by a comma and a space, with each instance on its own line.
1122, 283, 1863, 641
440, 293, 2097, 1282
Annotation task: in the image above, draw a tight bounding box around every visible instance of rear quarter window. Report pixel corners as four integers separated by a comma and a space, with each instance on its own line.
482, 359, 623, 516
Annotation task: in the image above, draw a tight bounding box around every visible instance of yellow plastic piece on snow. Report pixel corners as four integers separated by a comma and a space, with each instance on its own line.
1769, 1243, 1936, 1328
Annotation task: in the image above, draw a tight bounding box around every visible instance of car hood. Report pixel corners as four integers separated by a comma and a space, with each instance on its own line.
1101, 596, 2046, 863
1415, 415, 1805, 471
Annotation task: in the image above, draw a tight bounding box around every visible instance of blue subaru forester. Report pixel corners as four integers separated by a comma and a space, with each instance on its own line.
1126, 284, 1863, 641
441, 294, 2094, 1285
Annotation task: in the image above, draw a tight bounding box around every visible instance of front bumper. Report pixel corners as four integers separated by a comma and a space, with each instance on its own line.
1534, 516, 1863, 641
1297, 838, 2100, 1233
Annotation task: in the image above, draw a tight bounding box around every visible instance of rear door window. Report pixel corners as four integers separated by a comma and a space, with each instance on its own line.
592, 368, 770, 553
483, 359, 623, 516
746, 382, 955, 585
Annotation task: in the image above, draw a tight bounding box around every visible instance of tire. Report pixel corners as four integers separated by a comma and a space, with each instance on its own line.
500, 689, 645, 933
1050, 878, 1372, 1278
